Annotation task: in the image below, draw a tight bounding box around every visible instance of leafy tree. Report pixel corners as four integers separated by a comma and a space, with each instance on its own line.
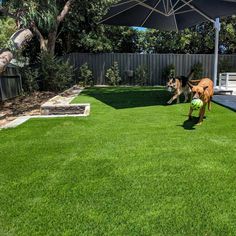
0, 0, 74, 73
0, 17, 16, 49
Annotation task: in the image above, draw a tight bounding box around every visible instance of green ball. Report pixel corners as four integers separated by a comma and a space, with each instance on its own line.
191, 99, 203, 110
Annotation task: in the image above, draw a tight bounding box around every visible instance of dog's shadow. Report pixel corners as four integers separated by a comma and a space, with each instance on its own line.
178, 116, 201, 130
179, 116, 207, 130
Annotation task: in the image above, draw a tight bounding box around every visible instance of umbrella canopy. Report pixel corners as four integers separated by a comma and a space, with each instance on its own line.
101, 0, 236, 31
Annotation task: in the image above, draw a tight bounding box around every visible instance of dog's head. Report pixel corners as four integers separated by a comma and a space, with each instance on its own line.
166, 77, 177, 92
189, 84, 208, 99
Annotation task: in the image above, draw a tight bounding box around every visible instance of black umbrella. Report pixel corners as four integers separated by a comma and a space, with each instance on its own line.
101, 0, 236, 31
100, 0, 236, 87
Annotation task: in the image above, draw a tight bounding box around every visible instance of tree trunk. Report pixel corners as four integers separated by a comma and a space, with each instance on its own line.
47, 30, 58, 55
0, 51, 14, 74
0, 29, 33, 74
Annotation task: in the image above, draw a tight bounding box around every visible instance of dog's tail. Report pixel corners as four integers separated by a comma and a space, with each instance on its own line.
187, 79, 201, 88
187, 69, 202, 85
186, 69, 195, 80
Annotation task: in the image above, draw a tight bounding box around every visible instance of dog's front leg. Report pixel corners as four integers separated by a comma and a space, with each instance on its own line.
167, 93, 180, 104
188, 106, 193, 120
197, 104, 206, 125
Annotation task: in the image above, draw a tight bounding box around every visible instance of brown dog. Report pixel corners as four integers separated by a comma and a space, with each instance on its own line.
188, 78, 214, 125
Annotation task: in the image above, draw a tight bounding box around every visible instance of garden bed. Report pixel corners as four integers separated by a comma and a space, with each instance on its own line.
0, 91, 56, 127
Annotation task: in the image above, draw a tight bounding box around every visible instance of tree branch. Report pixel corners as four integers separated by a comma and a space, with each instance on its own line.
31, 22, 47, 51
57, 0, 73, 23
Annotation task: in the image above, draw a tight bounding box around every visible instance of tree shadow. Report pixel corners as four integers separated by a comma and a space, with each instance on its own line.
82, 87, 171, 109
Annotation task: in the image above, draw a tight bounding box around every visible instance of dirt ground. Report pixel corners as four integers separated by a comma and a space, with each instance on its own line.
0, 91, 56, 127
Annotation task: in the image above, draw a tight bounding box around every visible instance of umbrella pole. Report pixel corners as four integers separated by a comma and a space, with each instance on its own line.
213, 18, 221, 88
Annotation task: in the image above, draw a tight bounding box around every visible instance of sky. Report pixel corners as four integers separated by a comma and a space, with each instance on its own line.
133, 27, 147, 31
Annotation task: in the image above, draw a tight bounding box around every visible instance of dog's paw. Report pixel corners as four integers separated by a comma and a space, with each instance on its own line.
196, 122, 203, 126
167, 101, 172, 104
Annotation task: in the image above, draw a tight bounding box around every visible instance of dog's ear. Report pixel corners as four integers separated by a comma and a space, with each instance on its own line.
203, 86, 208, 91
172, 77, 176, 83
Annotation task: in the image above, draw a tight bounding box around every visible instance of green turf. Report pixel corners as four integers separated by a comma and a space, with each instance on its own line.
0, 87, 236, 235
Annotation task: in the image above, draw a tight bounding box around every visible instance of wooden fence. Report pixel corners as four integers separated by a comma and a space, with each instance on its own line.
64, 53, 236, 85
0, 64, 22, 101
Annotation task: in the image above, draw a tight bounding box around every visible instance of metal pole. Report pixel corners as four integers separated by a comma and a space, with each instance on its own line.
213, 18, 221, 87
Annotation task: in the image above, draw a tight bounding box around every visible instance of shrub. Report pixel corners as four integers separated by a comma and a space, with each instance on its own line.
191, 62, 203, 80
20, 66, 39, 93
135, 64, 149, 85
105, 61, 121, 86
38, 52, 74, 92
162, 64, 176, 81
79, 63, 93, 86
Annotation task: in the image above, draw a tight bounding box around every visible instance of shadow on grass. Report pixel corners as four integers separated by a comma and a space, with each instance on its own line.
181, 117, 199, 130
82, 87, 170, 109
179, 116, 207, 130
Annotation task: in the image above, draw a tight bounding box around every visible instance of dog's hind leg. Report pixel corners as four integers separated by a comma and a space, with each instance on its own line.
208, 98, 212, 111
177, 96, 180, 104
184, 91, 189, 103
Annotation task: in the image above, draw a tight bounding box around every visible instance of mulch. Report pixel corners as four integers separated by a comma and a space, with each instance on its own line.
0, 91, 56, 127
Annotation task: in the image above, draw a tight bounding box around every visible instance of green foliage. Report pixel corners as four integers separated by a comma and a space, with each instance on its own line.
79, 63, 94, 86
0, 17, 16, 49
135, 64, 149, 86
38, 52, 74, 92
218, 58, 235, 73
20, 66, 39, 93
162, 64, 176, 81
191, 62, 203, 80
4, 1, 236, 54
105, 61, 121, 86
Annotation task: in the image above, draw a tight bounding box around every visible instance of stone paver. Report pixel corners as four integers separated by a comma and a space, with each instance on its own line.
1, 112, 90, 129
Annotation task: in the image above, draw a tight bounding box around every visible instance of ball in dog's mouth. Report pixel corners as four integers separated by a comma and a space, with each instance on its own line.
191, 98, 203, 110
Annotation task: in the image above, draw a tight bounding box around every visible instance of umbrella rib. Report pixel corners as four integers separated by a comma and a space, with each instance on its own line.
99, 0, 148, 23
167, 0, 193, 15
175, 9, 194, 14
113, 0, 138, 7
141, 0, 161, 26
169, 0, 179, 32
181, 0, 215, 22
168, 0, 181, 14
162, 0, 167, 14
134, 0, 168, 16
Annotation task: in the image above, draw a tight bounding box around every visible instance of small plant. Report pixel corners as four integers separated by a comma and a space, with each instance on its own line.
20, 66, 39, 93
79, 63, 93, 87
135, 64, 149, 85
162, 64, 176, 81
191, 62, 203, 80
219, 58, 235, 73
105, 61, 121, 86
38, 52, 74, 92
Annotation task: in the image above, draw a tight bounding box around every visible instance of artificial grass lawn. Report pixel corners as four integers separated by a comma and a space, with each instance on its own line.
0, 87, 236, 235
